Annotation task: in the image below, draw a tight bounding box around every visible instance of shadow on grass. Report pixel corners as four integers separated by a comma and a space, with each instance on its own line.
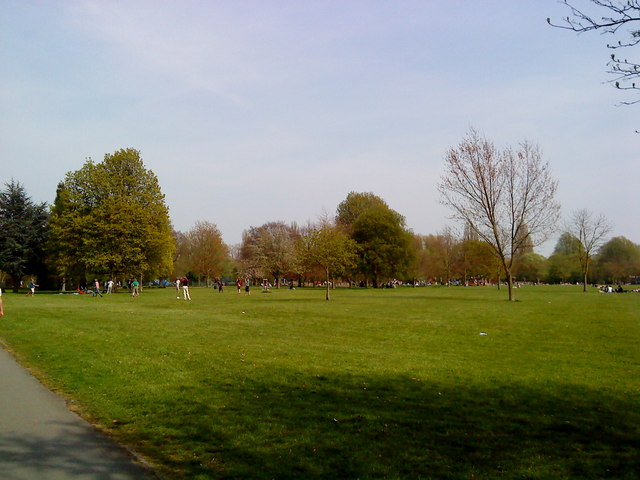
0, 420, 157, 480
147, 374, 639, 479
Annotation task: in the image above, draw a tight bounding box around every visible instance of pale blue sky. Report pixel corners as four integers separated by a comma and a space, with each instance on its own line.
1, 1, 638, 253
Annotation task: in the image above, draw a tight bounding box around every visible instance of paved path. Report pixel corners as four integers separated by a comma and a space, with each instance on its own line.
0, 346, 159, 480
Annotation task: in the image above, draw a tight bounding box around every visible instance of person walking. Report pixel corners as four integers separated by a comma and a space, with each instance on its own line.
28, 279, 39, 296
106, 279, 114, 294
131, 279, 139, 297
93, 279, 103, 297
182, 276, 191, 300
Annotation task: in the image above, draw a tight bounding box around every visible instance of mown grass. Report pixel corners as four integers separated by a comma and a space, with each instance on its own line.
0, 285, 638, 479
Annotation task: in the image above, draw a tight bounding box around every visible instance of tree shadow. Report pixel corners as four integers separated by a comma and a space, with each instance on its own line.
160, 373, 640, 479
0, 420, 157, 480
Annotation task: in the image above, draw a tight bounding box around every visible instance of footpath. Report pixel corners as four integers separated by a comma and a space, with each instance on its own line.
0, 345, 158, 480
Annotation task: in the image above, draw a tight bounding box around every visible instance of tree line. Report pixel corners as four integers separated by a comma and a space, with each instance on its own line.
1, 140, 638, 298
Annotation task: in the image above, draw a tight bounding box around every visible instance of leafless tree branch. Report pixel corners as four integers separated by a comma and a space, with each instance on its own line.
549, 0, 640, 105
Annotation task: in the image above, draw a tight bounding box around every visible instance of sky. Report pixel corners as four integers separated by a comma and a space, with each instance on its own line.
1, 0, 638, 254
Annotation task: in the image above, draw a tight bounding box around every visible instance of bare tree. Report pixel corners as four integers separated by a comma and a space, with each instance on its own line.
567, 209, 612, 291
438, 128, 560, 301
548, 1, 640, 105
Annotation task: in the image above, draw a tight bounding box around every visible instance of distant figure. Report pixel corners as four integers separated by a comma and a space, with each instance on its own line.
175, 277, 181, 292
28, 279, 39, 296
106, 279, 114, 294
0, 287, 4, 317
236, 279, 242, 295
93, 279, 103, 297
218, 281, 223, 293
182, 276, 191, 300
131, 279, 140, 297
244, 278, 251, 296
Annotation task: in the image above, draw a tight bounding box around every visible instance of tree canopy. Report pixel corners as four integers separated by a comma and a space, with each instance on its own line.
596, 236, 640, 282
48, 148, 175, 283
183, 221, 229, 285
336, 192, 393, 233
240, 221, 299, 287
0, 181, 49, 292
335, 192, 415, 287
351, 205, 415, 287
298, 220, 358, 299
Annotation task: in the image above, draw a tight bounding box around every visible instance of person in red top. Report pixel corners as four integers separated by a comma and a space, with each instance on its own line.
182, 276, 191, 300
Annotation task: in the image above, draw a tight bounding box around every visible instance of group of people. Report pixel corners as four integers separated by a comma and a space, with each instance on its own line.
175, 277, 191, 300
599, 284, 626, 293
236, 278, 251, 295
172, 277, 252, 298
174, 277, 251, 300
75, 279, 116, 296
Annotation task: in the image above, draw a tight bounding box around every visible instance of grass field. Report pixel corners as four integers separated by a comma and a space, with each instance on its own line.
0, 285, 638, 479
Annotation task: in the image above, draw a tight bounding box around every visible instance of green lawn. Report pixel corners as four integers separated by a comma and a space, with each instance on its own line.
0, 285, 638, 479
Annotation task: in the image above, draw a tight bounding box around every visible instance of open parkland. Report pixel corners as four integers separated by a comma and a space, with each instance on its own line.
0, 284, 638, 479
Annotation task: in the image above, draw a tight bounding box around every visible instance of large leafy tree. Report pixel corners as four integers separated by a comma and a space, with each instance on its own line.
512, 252, 549, 284
406, 233, 429, 286
422, 227, 460, 286
547, 233, 582, 283
48, 149, 175, 283
335, 192, 413, 287
184, 221, 229, 286
438, 128, 560, 300
0, 181, 49, 292
351, 205, 415, 287
336, 192, 392, 233
459, 239, 497, 285
595, 236, 640, 283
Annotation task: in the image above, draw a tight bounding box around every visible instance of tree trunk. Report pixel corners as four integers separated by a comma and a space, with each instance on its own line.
11, 274, 20, 293
507, 273, 514, 301
325, 267, 330, 301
